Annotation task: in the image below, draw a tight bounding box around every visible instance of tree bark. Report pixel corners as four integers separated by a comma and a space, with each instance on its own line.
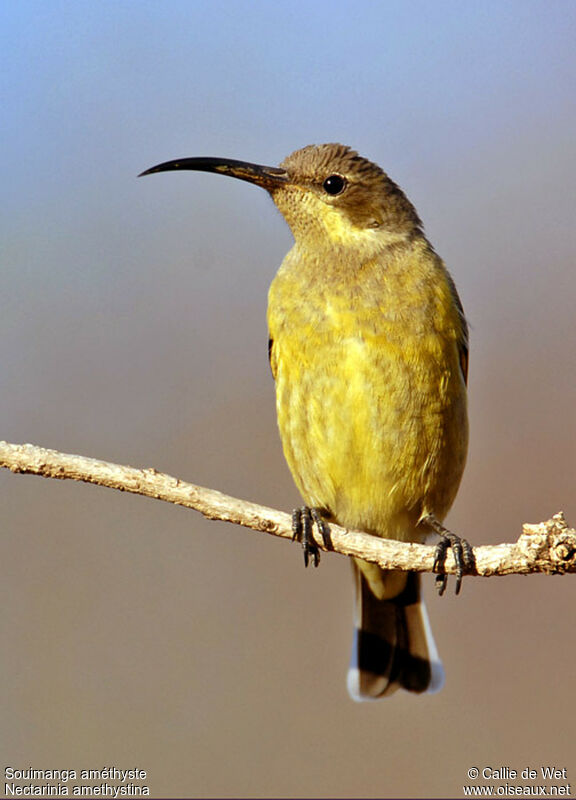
1, 441, 574, 578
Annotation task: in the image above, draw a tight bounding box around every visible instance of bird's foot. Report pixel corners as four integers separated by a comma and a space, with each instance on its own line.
420, 513, 475, 596
292, 506, 331, 568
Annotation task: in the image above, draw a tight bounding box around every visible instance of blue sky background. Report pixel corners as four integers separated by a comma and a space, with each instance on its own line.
2, 2, 576, 797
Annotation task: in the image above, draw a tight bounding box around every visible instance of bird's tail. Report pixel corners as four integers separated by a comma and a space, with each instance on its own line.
347, 561, 444, 700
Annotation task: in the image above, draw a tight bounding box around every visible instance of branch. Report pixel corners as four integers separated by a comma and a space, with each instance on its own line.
1, 441, 575, 578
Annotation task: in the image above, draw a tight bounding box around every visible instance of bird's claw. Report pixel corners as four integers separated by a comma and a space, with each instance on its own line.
292, 506, 331, 568
421, 513, 475, 596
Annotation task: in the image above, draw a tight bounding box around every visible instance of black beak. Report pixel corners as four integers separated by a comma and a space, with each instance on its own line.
139, 156, 288, 190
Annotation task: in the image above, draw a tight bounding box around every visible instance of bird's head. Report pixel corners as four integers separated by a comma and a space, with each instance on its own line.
140, 143, 421, 252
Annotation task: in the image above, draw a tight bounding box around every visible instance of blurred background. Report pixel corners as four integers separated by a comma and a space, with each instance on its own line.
2, 1, 575, 797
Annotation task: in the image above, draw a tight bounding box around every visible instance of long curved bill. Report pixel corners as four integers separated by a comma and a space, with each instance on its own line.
139, 156, 288, 190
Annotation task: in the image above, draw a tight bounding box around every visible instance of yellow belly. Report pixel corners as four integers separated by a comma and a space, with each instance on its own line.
275, 334, 466, 540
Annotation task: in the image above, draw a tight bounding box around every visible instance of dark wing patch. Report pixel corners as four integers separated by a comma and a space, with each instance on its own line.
459, 341, 469, 386
268, 336, 278, 379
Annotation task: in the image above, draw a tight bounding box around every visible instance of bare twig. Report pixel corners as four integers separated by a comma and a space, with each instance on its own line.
1, 440, 574, 578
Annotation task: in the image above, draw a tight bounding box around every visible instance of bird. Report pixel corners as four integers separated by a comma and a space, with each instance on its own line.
140, 143, 473, 700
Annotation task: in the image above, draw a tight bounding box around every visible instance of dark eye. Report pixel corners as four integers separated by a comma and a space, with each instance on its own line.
322, 174, 347, 195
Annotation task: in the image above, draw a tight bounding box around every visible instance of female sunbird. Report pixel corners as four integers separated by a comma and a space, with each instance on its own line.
141, 144, 472, 700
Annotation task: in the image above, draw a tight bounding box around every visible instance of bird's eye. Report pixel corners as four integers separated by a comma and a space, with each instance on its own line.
322, 174, 347, 195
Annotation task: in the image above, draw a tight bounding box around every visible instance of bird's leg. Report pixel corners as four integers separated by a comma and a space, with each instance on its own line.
292, 506, 331, 568
419, 513, 475, 596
